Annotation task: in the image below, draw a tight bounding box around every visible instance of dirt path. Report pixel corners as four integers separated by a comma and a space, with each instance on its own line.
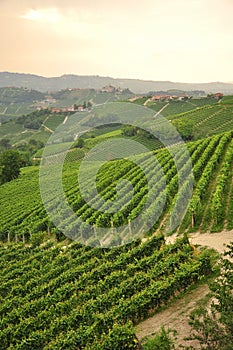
63, 116, 68, 124
137, 230, 233, 346
0, 106, 8, 115
166, 230, 233, 253
42, 124, 53, 133
137, 284, 208, 348
153, 103, 169, 118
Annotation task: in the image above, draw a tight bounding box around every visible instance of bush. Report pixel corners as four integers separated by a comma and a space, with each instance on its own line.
30, 232, 44, 248
184, 243, 233, 349
143, 327, 176, 350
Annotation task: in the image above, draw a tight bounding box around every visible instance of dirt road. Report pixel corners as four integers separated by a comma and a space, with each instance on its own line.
136, 230, 233, 347
166, 230, 233, 253
137, 284, 208, 348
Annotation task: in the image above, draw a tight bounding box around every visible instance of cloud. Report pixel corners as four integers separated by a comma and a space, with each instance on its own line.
21, 8, 62, 23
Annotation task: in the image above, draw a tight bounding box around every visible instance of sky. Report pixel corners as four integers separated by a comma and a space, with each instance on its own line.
0, 0, 233, 82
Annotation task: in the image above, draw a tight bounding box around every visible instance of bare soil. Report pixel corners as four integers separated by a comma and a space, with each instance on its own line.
166, 230, 233, 253
136, 230, 233, 347
137, 284, 209, 348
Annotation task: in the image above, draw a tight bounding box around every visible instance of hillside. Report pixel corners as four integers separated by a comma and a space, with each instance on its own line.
0, 129, 232, 348
0, 233, 215, 350
1, 72, 233, 94
1, 132, 232, 243
170, 102, 233, 140
0, 86, 133, 123
0, 94, 232, 349
2, 95, 233, 154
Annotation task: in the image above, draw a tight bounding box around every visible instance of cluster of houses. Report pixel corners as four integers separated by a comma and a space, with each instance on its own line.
151, 94, 189, 101
50, 104, 90, 113
36, 104, 87, 113
35, 88, 224, 114
50, 105, 76, 113
100, 85, 125, 93
129, 94, 189, 102
129, 92, 224, 103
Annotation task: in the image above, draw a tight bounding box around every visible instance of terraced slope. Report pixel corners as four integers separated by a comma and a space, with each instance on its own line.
0, 234, 212, 349
170, 104, 233, 140
0, 131, 232, 244
146, 97, 217, 117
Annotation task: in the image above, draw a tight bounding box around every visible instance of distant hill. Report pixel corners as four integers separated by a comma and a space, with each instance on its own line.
0, 86, 133, 123
0, 87, 46, 104
1, 72, 233, 94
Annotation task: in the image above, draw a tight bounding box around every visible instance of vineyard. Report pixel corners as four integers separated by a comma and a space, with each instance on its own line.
146, 97, 217, 117
171, 104, 233, 140
0, 94, 233, 349
0, 87, 133, 124
0, 87, 46, 123
0, 131, 232, 244
1, 96, 233, 162
0, 234, 213, 349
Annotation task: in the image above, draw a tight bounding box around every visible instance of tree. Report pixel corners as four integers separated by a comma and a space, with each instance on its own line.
0, 138, 11, 151
189, 194, 201, 227
30, 232, 44, 248
74, 138, 84, 148
122, 125, 139, 136
184, 243, 233, 349
0, 150, 23, 184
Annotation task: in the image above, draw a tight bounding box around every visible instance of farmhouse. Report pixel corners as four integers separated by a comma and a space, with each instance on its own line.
51, 107, 62, 113
101, 85, 116, 93
51, 105, 75, 113
152, 95, 171, 101
213, 92, 224, 100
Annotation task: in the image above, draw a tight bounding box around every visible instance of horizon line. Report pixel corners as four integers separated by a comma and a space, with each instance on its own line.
0, 71, 233, 85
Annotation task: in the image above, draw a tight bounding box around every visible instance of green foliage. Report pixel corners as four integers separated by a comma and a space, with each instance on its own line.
184, 243, 233, 349
52, 228, 66, 242
15, 139, 45, 158
183, 132, 232, 231
30, 232, 45, 248
171, 105, 233, 140
143, 327, 176, 350
44, 114, 65, 130
0, 235, 212, 349
131, 96, 148, 105
147, 97, 217, 119
0, 149, 23, 184
122, 125, 139, 136
0, 132, 233, 243
95, 323, 140, 350
0, 87, 45, 104
211, 138, 233, 228
0, 138, 11, 151
16, 109, 50, 130
221, 96, 233, 104
73, 138, 84, 148
172, 118, 194, 140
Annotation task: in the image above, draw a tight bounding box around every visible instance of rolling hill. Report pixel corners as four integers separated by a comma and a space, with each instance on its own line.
0, 90, 232, 349
0, 86, 133, 123
1, 131, 232, 242
1, 95, 232, 154
1, 72, 233, 94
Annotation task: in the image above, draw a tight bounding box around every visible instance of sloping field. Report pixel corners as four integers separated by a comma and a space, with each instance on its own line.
0, 131, 232, 243
0, 234, 213, 349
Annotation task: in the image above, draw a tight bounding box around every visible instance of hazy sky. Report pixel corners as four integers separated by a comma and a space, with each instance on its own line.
0, 0, 233, 82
